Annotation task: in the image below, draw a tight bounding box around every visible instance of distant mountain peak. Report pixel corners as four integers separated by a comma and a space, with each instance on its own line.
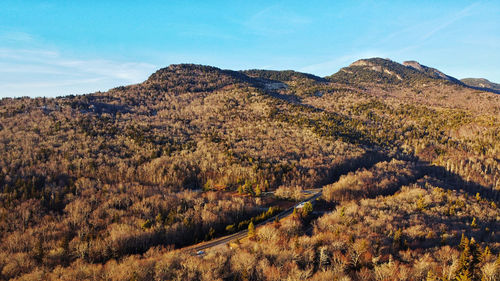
347, 58, 404, 80
142, 64, 327, 94
402, 60, 425, 72
144, 64, 259, 93
461, 78, 500, 94
402, 60, 458, 82
349, 57, 394, 66
328, 57, 463, 86
147, 64, 239, 82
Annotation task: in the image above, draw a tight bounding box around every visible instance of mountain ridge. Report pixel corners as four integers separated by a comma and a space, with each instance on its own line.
461, 77, 500, 94
109, 58, 498, 99
327, 57, 461, 85
402, 60, 462, 84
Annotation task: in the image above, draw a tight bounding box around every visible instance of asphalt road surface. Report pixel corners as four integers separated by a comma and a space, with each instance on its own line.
184, 190, 323, 254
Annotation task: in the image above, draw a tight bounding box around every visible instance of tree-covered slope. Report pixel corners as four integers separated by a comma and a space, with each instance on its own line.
0, 59, 499, 280
461, 78, 500, 94
327, 58, 463, 86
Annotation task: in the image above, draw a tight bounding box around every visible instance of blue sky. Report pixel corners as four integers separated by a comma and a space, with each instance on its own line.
1, 0, 499, 97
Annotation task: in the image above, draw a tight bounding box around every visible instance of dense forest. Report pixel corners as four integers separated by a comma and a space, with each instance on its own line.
0, 58, 499, 280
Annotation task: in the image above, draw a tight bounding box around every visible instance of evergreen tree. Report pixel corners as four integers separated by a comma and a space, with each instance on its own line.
254, 185, 261, 197
457, 235, 480, 279
301, 202, 313, 217
248, 221, 255, 237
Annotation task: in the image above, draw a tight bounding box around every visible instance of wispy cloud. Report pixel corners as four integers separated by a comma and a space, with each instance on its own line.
352, 2, 484, 67
2, 78, 105, 89
0, 31, 36, 43
0, 44, 157, 97
376, 2, 481, 51
420, 2, 480, 40
0, 48, 155, 81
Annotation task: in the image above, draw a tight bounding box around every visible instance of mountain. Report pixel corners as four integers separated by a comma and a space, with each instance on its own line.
325, 58, 499, 115
143, 63, 261, 93
402, 60, 462, 84
0, 59, 499, 280
461, 77, 500, 94
327, 57, 463, 86
241, 69, 327, 83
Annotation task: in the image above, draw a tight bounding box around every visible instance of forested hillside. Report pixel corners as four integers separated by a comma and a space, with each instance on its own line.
0, 58, 499, 280
461, 78, 500, 94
